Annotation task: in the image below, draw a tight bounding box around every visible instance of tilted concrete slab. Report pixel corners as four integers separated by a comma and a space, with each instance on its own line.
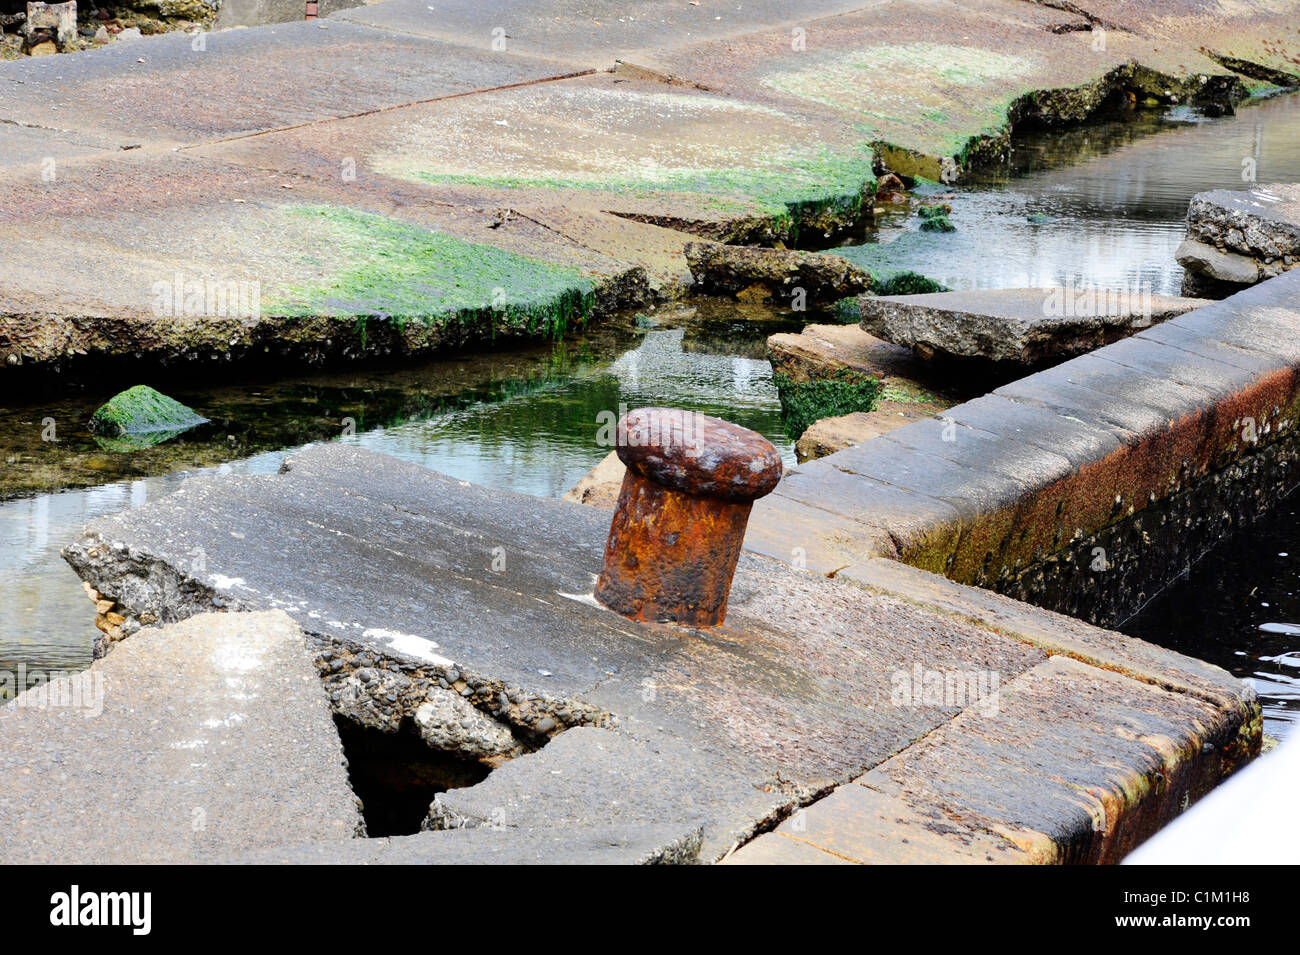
1184, 183, 1300, 289
0, 150, 655, 368
60, 440, 1256, 862
1022, 0, 1300, 84
189, 69, 878, 245
857, 287, 1208, 364
766, 322, 949, 403
630, 0, 1256, 181
794, 399, 949, 462
0, 610, 363, 864
0, 21, 584, 147
331, 0, 874, 69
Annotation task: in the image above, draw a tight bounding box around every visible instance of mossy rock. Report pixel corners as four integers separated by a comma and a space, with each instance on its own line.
872, 270, 948, 295
89, 385, 209, 443
917, 204, 955, 232
773, 370, 880, 441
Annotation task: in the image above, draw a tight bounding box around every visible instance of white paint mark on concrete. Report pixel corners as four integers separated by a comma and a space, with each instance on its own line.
365, 628, 454, 667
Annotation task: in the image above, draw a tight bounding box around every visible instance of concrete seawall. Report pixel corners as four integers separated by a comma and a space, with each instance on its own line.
746, 270, 1300, 628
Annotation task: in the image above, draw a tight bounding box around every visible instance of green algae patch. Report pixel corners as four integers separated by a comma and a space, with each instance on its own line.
874, 271, 949, 295
774, 369, 880, 441
268, 206, 596, 341
918, 204, 956, 232
410, 146, 877, 241
834, 234, 952, 292
89, 385, 209, 450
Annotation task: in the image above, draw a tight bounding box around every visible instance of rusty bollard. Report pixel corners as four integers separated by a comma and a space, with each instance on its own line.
594, 407, 783, 627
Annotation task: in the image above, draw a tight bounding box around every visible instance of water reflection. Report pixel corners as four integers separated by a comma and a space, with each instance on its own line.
838, 93, 1300, 295
0, 305, 801, 683
1124, 505, 1300, 742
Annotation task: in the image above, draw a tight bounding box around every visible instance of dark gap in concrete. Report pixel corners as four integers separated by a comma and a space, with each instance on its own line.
334, 714, 492, 837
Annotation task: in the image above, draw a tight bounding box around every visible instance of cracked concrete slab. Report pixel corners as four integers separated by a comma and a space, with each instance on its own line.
630, 0, 1255, 181
188, 69, 877, 245
331, 0, 875, 69
0, 610, 363, 864
0, 20, 582, 147
59, 438, 1258, 861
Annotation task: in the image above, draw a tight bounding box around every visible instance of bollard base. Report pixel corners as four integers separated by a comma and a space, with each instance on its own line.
595, 471, 750, 627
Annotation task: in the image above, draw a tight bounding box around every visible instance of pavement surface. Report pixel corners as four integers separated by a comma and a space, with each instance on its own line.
60, 436, 1256, 863
1, 0, 1298, 369
0, 610, 363, 864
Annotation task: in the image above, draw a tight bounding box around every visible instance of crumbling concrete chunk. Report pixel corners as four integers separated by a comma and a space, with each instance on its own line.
414, 687, 524, 760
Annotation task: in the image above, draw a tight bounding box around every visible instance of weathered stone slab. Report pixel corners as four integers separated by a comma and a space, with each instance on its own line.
0, 610, 363, 864
1182, 183, 1300, 295
1022, 0, 1300, 85
731, 778, 1034, 865
331, 0, 869, 68
858, 287, 1208, 364
0, 21, 579, 145
562, 449, 624, 509
426, 727, 724, 838
834, 557, 1252, 712
190, 68, 875, 245
733, 651, 1257, 864
856, 656, 1253, 864
685, 242, 872, 305
1176, 238, 1261, 286
766, 323, 941, 397
0, 151, 645, 371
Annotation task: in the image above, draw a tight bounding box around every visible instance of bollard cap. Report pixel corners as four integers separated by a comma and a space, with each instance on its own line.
614, 407, 783, 502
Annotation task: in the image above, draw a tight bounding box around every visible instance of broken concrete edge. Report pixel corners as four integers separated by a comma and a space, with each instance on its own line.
748, 271, 1300, 626
0, 609, 368, 862
0, 266, 650, 376
61, 549, 779, 863
1182, 182, 1300, 297
64, 532, 618, 749
871, 60, 1263, 184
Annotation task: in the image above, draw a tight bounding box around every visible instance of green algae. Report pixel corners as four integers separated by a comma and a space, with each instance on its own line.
410, 146, 877, 239
268, 206, 596, 342
88, 385, 209, 445
773, 369, 880, 440
918, 204, 956, 232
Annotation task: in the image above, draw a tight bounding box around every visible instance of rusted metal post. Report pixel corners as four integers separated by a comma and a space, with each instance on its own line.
594, 407, 782, 627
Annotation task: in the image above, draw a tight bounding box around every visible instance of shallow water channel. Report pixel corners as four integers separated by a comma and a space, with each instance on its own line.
4, 92, 1299, 739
